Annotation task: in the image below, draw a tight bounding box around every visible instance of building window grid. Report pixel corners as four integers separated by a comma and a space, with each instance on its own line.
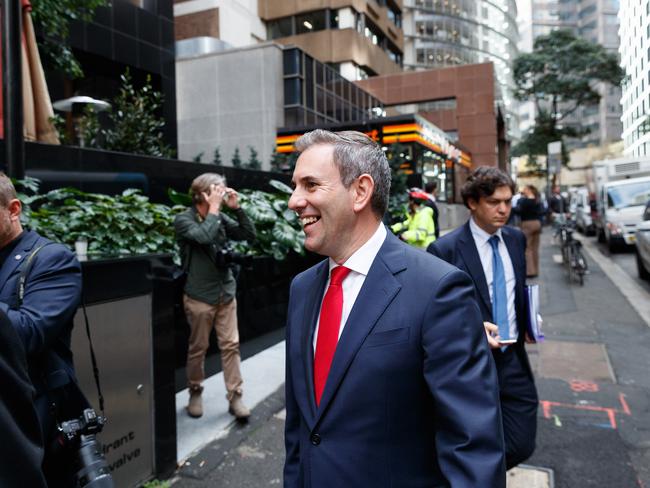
282, 49, 383, 126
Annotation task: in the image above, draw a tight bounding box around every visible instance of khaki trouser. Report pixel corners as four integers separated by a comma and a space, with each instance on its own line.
184, 294, 243, 400
521, 219, 542, 277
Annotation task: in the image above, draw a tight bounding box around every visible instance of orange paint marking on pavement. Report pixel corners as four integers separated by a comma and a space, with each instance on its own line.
539, 393, 632, 430
569, 380, 599, 392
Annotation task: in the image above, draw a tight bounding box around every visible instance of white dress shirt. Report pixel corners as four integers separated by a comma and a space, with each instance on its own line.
469, 218, 518, 340
313, 223, 387, 351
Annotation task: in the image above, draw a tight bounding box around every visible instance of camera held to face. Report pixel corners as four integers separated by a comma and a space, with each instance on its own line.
58, 408, 114, 487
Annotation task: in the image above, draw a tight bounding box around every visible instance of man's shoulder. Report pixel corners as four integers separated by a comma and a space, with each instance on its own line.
291, 258, 327, 286
430, 223, 466, 250
174, 207, 194, 222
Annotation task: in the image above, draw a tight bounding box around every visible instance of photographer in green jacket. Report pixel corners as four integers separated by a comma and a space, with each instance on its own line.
174, 173, 256, 421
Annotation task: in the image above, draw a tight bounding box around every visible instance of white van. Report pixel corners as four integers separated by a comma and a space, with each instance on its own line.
597, 176, 650, 251
591, 157, 650, 251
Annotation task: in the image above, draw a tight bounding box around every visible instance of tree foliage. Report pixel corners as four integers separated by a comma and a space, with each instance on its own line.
81, 70, 173, 158
512, 29, 624, 167
31, 0, 108, 79
213, 146, 222, 165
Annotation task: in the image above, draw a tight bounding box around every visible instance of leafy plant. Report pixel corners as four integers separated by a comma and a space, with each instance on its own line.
246, 146, 261, 170
232, 180, 304, 261
141, 480, 170, 488
270, 150, 297, 173
24, 186, 184, 256
232, 147, 242, 168
213, 146, 222, 165
192, 152, 204, 163
385, 143, 410, 222
83, 70, 174, 158
31, 0, 108, 79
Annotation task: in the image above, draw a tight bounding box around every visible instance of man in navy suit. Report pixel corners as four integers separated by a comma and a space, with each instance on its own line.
0, 174, 83, 486
427, 167, 538, 469
284, 130, 506, 487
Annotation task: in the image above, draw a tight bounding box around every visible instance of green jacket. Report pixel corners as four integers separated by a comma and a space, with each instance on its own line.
391, 205, 436, 249
174, 206, 256, 305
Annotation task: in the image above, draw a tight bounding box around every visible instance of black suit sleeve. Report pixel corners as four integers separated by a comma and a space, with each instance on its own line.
0, 310, 47, 487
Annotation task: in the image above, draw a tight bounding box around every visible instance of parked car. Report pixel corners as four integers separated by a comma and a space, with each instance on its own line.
570, 187, 596, 235
636, 199, 650, 280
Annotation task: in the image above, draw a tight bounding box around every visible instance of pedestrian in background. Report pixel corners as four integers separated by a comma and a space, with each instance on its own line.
424, 181, 440, 239
175, 173, 256, 421
285, 130, 505, 487
390, 190, 436, 249
428, 167, 538, 470
517, 185, 543, 278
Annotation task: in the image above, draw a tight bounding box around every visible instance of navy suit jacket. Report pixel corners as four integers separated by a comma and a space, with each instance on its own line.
0, 230, 83, 432
284, 230, 506, 488
427, 222, 533, 378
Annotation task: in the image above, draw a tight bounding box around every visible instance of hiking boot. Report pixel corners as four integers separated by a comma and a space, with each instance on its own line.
228, 394, 250, 421
187, 385, 203, 418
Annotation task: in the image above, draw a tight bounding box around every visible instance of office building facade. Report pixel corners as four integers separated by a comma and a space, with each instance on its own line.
259, 0, 405, 80
401, 0, 519, 138
619, 1, 650, 156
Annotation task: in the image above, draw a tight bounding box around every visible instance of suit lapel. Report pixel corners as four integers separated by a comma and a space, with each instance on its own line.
299, 260, 328, 423
457, 222, 492, 314
314, 233, 404, 424
0, 231, 37, 298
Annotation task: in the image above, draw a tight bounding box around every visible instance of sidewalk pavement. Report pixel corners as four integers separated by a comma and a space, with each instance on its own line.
170, 228, 650, 488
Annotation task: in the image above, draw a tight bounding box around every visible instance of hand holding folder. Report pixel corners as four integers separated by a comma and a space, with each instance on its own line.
525, 284, 543, 342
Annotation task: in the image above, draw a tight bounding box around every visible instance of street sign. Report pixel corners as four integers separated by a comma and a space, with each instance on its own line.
547, 141, 562, 174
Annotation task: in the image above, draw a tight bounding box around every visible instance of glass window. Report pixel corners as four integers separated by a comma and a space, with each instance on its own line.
296, 10, 327, 34
284, 107, 304, 127
269, 17, 293, 39
284, 78, 302, 106
283, 49, 302, 76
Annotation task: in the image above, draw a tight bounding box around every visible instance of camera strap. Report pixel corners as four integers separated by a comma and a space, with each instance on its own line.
81, 298, 105, 415
16, 242, 106, 416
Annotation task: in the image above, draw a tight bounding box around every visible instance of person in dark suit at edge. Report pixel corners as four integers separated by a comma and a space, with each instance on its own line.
284, 130, 506, 487
428, 166, 538, 470
0, 173, 84, 486
0, 308, 47, 487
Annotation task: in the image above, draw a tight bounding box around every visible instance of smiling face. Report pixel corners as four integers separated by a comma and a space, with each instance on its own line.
288, 144, 359, 261
468, 185, 513, 234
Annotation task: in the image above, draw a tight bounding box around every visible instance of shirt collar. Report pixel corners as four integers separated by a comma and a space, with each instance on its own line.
328, 223, 387, 277
469, 217, 503, 245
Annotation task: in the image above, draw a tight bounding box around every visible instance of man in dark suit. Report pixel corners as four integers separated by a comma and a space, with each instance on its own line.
0, 308, 47, 487
284, 130, 506, 487
428, 167, 538, 470
0, 174, 84, 485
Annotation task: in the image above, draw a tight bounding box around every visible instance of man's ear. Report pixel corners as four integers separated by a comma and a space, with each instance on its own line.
467, 197, 478, 212
7, 199, 21, 222
352, 174, 375, 213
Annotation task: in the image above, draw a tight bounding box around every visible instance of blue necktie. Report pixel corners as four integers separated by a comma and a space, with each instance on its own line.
489, 235, 510, 342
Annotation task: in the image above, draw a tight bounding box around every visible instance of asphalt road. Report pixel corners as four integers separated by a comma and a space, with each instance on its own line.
580, 231, 650, 294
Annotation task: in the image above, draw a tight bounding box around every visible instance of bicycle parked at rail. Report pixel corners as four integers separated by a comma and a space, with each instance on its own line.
557, 219, 588, 285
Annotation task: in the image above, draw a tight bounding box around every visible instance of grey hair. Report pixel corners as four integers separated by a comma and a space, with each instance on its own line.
294, 129, 391, 217
190, 173, 226, 205
0, 173, 17, 207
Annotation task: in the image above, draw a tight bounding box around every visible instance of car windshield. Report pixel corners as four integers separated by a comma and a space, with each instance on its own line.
607, 181, 650, 209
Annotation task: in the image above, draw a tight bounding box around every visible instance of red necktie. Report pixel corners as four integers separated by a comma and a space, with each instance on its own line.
314, 266, 351, 406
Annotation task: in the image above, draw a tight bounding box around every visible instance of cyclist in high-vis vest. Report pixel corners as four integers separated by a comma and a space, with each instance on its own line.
391, 190, 436, 249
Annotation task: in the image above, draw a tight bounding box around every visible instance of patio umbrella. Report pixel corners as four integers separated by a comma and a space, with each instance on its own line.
0, 0, 59, 144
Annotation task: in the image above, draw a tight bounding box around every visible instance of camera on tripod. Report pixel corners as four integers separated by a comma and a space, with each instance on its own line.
59, 408, 114, 488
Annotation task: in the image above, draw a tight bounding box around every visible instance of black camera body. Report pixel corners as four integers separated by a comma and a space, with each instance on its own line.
59, 408, 114, 488
214, 247, 253, 269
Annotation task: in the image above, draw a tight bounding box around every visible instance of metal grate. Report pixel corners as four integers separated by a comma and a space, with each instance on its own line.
614, 161, 640, 174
